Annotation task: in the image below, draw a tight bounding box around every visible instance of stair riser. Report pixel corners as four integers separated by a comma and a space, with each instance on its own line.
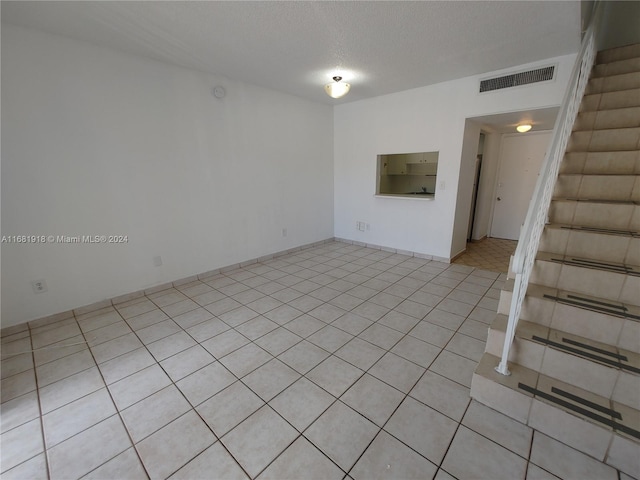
529, 399, 618, 465
567, 128, 640, 153
540, 228, 639, 265
530, 259, 640, 306
560, 151, 640, 175
554, 174, 640, 202
585, 72, 640, 95
581, 89, 640, 112
597, 44, 640, 65
486, 327, 639, 409
549, 200, 639, 232
574, 107, 640, 131
593, 57, 640, 78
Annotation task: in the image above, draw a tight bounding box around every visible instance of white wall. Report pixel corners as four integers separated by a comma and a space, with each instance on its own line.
1, 25, 334, 327
451, 120, 482, 257
334, 53, 577, 260
598, 1, 640, 51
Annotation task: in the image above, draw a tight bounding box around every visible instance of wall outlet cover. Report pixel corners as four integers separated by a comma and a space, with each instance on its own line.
31, 279, 48, 293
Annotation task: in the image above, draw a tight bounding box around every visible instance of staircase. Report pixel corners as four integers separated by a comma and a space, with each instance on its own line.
471, 43, 640, 478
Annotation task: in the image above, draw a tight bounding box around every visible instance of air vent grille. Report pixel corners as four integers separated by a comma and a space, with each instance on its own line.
480, 66, 555, 93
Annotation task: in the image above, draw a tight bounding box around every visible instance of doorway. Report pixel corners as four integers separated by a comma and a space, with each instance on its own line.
490, 131, 551, 240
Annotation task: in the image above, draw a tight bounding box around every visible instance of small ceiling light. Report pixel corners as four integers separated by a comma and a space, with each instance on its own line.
517, 124, 532, 133
324, 76, 351, 99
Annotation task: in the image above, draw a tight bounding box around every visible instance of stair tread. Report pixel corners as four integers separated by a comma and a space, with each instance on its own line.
558, 172, 640, 177
504, 279, 640, 320
474, 352, 640, 442
492, 315, 640, 374
552, 197, 639, 205
537, 251, 640, 274
546, 223, 638, 237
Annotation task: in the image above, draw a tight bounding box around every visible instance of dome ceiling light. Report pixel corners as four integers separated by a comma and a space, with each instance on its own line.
324, 76, 351, 99
517, 124, 532, 133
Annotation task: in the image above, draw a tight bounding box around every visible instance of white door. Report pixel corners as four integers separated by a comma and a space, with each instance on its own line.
490, 131, 551, 240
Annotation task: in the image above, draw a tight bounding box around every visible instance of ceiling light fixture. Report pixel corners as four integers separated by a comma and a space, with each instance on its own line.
324, 76, 351, 99
516, 124, 532, 133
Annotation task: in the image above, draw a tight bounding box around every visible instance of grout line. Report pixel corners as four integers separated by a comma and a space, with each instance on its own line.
29, 321, 52, 480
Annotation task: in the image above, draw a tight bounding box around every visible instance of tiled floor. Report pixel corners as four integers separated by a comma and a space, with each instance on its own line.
453, 237, 517, 273
0, 241, 625, 479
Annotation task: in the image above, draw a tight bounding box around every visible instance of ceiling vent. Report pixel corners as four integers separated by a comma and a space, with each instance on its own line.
479, 66, 555, 93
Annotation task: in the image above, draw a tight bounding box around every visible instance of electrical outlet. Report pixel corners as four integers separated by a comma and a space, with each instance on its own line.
357, 221, 366, 232
153, 255, 163, 267
282, 228, 287, 237
31, 279, 48, 293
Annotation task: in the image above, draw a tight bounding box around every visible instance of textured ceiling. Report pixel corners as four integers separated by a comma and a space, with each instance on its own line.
1, 1, 581, 105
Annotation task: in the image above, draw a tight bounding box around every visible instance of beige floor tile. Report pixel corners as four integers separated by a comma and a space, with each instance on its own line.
368, 352, 425, 393
84, 448, 148, 480
269, 377, 334, 432
351, 430, 437, 480
146, 331, 197, 361
42, 387, 116, 447
0, 452, 48, 480
35, 349, 95, 387
0, 391, 40, 434
429, 350, 477, 388
39, 367, 105, 414
48, 415, 130, 480
108, 364, 171, 410
121, 385, 191, 442
530, 432, 618, 480
175, 362, 236, 406
218, 343, 272, 378
390, 335, 441, 368
306, 355, 363, 397
197, 381, 265, 437
169, 442, 248, 480
341, 374, 404, 427
257, 436, 343, 480
409, 371, 471, 421
283, 314, 326, 337
221, 405, 298, 478
277, 340, 330, 374
442, 426, 527, 480
136, 410, 216, 480
235, 316, 279, 341
408, 320, 455, 347
200, 329, 249, 359
254, 327, 302, 356
305, 401, 378, 471
90, 332, 144, 364
243, 359, 300, 402
98, 347, 156, 385
384, 396, 458, 465
330, 313, 373, 336
1, 353, 34, 380
0, 418, 43, 473
462, 400, 533, 458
